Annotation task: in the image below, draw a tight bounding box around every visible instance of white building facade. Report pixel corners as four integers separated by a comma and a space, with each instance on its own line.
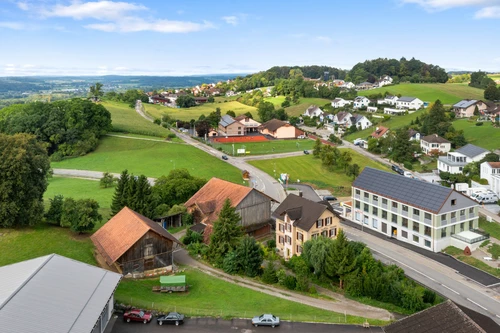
438, 144, 490, 174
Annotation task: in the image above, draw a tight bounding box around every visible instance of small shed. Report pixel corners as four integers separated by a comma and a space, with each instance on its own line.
154, 212, 183, 229
160, 275, 186, 287
242, 170, 250, 180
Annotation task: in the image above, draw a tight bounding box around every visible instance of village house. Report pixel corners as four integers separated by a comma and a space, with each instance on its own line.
377, 75, 393, 87
331, 97, 352, 108
0, 254, 121, 333
371, 126, 390, 139
218, 115, 244, 136
303, 105, 325, 118
234, 115, 261, 133
274, 194, 341, 260
333, 111, 353, 126
438, 144, 490, 174
184, 178, 275, 241
366, 106, 378, 113
353, 96, 371, 109
453, 99, 488, 118
396, 96, 424, 110
377, 95, 399, 106
259, 119, 303, 139
480, 161, 500, 197
356, 82, 374, 90
352, 167, 483, 252
341, 81, 355, 89
420, 134, 451, 155
408, 129, 421, 141
91, 207, 181, 277
348, 114, 372, 130
333, 79, 345, 87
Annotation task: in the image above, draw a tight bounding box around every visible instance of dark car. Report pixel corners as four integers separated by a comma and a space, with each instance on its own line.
123, 309, 152, 324
303, 150, 310, 155
222, 155, 228, 160
252, 314, 280, 327
157, 312, 185, 326
391, 165, 404, 175
323, 195, 337, 201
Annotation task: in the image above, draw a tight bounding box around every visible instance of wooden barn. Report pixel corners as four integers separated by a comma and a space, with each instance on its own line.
184, 177, 276, 241
91, 207, 181, 277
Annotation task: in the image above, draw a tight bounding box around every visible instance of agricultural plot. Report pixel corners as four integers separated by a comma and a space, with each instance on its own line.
144, 101, 257, 121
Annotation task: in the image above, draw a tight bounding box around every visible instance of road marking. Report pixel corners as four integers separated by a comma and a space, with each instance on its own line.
496, 315, 500, 319
441, 284, 460, 295
467, 298, 488, 311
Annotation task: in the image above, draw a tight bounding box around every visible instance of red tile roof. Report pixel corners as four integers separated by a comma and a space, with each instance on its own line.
371, 126, 389, 139
91, 207, 180, 265
487, 162, 500, 168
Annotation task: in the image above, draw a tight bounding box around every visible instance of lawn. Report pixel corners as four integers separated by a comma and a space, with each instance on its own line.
51, 136, 243, 183
144, 101, 257, 121
102, 101, 172, 137
211, 139, 316, 156
44, 176, 114, 222
443, 246, 500, 278
343, 108, 427, 142
264, 97, 332, 117
116, 268, 386, 325
358, 83, 484, 105
248, 149, 390, 195
452, 119, 500, 150
479, 217, 500, 240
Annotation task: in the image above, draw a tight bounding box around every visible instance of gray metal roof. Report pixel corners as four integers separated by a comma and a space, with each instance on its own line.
453, 99, 478, 109
219, 114, 236, 127
352, 167, 454, 213
455, 144, 489, 158
0, 254, 121, 333
397, 96, 417, 102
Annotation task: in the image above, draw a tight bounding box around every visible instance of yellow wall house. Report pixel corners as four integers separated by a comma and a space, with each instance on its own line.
273, 194, 341, 260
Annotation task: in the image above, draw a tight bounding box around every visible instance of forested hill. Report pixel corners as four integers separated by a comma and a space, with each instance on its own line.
348, 57, 448, 84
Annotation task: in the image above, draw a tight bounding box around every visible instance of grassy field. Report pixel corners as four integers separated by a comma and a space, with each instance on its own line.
452, 119, 500, 150
116, 269, 386, 325
144, 101, 257, 121
443, 246, 500, 278
479, 217, 500, 240
211, 139, 316, 156
44, 176, 114, 222
263, 96, 332, 117
248, 149, 390, 195
102, 101, 172, 137
343, 108, 427, 142
51, 136, 243, 183
358, 83, 484, 105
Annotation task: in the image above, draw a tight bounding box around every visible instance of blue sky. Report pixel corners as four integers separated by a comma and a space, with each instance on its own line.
1, 0, 499, 76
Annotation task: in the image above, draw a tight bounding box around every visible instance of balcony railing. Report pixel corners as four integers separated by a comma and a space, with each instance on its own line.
355, 194, 360, 199
391, 207, 398, 213
424, 218, 432, 225
451, 229, 489, 244
460, 215, 466, 221
441, 220, 447, 226
402, 211, 408, 217
412, 214, 420, 220
451, 217, 457, 223
382, 203, 387, 209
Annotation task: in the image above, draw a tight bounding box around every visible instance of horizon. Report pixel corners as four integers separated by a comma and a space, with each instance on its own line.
1, 0, 500, 76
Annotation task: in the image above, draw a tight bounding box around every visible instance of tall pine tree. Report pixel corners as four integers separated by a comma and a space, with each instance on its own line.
325, 229, 357, 289
111, 170, 130, 215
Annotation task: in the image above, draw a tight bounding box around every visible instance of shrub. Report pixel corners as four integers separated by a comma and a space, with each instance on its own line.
183, 229, 203, 245
267, 239, 276, 250
162, 123, 169, 128
282, 275, 297, 290
276, 269, 287, 285
50, 151, 63, 162
45, 195, 64, 225
403, 161, 413, 170
261, 261, 278, 284
100, 172, 116, 188
475, 122, 484, 126
153, 118, 161, 125
295, 275, 309, 292
167, 133, 177, 139
422, 289, 436, 304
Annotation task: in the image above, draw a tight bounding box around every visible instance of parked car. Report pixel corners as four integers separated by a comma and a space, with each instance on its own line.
222, 155, 228, 160
353, 138, 362, 146
475, 191, 499, 204
303, 150, 310, 155
123, 309, 152, 324
323, 195, 337, 201
252, 314, 280, 327
403, 171, 414, 178
391, 165, 404, 175
297, 134, 306, 139
156, 312, 185, 326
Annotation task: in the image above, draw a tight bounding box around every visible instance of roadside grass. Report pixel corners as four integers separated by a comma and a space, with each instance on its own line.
51, 136, 243, 183
101, 101, 171, 137
211, 139, 316, 156
479, 217, 500, 240
358, 83, 484, 105
248, 149, 389, 195
44, 176, 114, 223
144, 101, 257, 122
0, 224, 96, 267
451, 119, 500, 150
115, 268, 387, 325
343, 109, 427, 142
443, 246, 500, 278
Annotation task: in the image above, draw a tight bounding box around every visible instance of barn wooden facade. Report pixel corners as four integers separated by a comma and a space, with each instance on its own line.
91, 207, 181, 277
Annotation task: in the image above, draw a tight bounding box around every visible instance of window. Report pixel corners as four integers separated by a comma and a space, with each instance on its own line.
372, 207, 378, 215
391, 214, 398, 223
286, 223, 292, 232
382, 210, 387, 219
363, 204, 369, 213
451, 212, 456, 219
321, 230, 328, 237
373, 218, 378, 229
279, 236, 284, 244
296, 245, 303, 253
460, 209, 465, 217
355, 201, 360, 209
297, 232, 303, 241
329, 228, 337, 237
469, 207, 474, 215
355, 212, 361, 221
425, 240, 431, 248
441, 228, 447, 238
364, 192, 369, 199
373, 195, 379, 201
402, 230, 408, 238
424, 212, 431, 220
413, 208, 420, 216
413, 235, 419, 243
316, 219, 324, 228
382, 198, 388, 205
402, 218, 408, 228
279, 224, 284, 232
451, 199, 456, 206
325, 217, 332, 226
364, 216, 369, 225
460, 223, 465, 232
441, 214, 446, 222
355, 189, 360, 195
312, 233, 319, 239
392, 202, 398, 209
402, 205, 408, 212
413, 222, 420, 232
424, 226, 431, 237
285, 236, 291, 245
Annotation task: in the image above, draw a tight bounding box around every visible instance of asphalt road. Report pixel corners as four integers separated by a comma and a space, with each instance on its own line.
110, 317, 383, 333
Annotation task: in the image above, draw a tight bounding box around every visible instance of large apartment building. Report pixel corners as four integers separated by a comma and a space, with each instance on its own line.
351, 168, 484, 252
274, 194, 341, 260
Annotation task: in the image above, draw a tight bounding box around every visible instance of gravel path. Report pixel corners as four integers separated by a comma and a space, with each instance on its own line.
135, 100, 154, 122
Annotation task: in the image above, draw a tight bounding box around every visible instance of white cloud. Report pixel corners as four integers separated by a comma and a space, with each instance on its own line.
475, 5, 500, 17
85, 18, 214, 33
17, 2, 29, 11
222, 16, 238, 26
114, 66, 128, 70
23, 64, 35, 68
0, 21, 25, 30
315, 36, 332, 43
401, 0, 499, 11
42, 1, 147, 21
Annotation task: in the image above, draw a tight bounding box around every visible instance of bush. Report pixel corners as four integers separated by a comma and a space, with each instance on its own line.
295, 275, 309, 292
50, 151, 63, 162
261, 261, 278, 284
167, 133, 177, 139
308, 286, 317, 294
153, 118, 161, 125
183, 229, 203, 245
475, 122, 484, 126
403, 161, 413, 170
422, 289, 436, 304
267, 239, 276, 250
187, 242, 208, 257
100, 172, 116, 188
282, 275, 297, 290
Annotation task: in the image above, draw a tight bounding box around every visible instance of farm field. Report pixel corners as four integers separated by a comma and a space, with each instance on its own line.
343, 108, 427, 142
452, 119, 500, 150
211, 139, 316, 155
144, 101, 257, 121
264, 96, 332, 117
44, 176, 114, 222
358, 83, 484, 105
102, 101, 171, 137
51, 136, 243, 183
248, 149, 390, 195
116, 269, 386, 325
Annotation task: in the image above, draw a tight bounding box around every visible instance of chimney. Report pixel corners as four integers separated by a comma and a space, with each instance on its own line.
299, 191, 303, 197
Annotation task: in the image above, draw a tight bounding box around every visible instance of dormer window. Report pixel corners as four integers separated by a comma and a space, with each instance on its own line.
451, 199, 456, 206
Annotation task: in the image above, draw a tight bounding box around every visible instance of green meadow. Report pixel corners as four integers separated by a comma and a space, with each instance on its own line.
452, 119, 500, 150
144, 101, 257, 121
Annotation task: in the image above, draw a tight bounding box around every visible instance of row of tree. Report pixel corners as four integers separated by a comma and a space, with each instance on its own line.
312, 140, 360, 178
105, 89, 149, 108
45, 195, 102, 233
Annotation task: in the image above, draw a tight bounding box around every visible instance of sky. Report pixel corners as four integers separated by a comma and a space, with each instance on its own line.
0, 0, 500, 76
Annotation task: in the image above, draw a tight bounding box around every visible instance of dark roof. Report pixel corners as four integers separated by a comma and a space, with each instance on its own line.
455, 144, 489, 158
456, 304, 500, 333
397, 96, 417, 102
272, 194, 335, 231
353, 167, 454, 214
219, 115, 236, 127
421, 134, 450, 144
190, 223, 206, 233
259, 119, 289, 132
383, 300, 487, 333
408, 129, 419, 137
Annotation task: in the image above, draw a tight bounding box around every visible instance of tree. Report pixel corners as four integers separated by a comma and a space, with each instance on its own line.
130, 175, 155, 217
226, 110, 236, 117
302, 236, 332, 276
233, 235, 263, 277
100, 172, 116, 188
208, 96, 215, 103
261, 261, 278, 284
45, 195, 64, 225
111, 170, 130, 215
347, 163, 360, 179
60, 197, 79, 228
391, 128, 413, 163
312, 138, 322, 157
176, 95, 196, 108
0, 133, 50, 227
70, 199, 102, 233
325, 229, 357, 289
244, 111, 253, 119
89, 82, 104, 100
195, 119, 211, 137
473, 105, 480, 116
338, 151, 352, 172
484, 83, 500, 101
469, 71, 495, 89
207, 199, 244, 266
257, 101, 276, 122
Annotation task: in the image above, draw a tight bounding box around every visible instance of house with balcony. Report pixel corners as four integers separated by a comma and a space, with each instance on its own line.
352, 167, 484, 252
331, 98, 352, 108
234, 115, 261, 133
377, 95, 399, 106
480, 161, 500, 197
453, 99, 487, 118
274, 194, 341, 260
438, 144, 490, 174
395, 96, 424, 110
353, 96, 371, 109
420, 134, 451, 155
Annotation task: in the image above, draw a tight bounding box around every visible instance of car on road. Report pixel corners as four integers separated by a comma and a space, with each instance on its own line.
297, 134, 306, 139
323, 195, 337, 201
123, 309, 152, 324
156, 312, 185, 326
303, 150, 310, 154
391, 165, 404, 175
251, 314, 280, 327
222, 155, 228, 160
